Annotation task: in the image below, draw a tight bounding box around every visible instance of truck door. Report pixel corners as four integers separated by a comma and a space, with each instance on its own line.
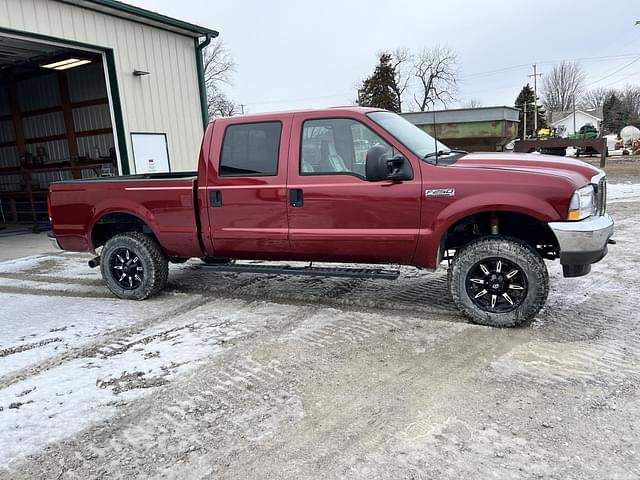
203, 115, 292, 259
286, 113, 422, 264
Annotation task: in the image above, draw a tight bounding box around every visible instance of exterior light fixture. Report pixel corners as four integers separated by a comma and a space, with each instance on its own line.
41, 58, 91, 70
133, 70, 150, 76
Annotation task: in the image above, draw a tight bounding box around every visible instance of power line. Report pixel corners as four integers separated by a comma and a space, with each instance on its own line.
583, 56, 640, 88
243, 53, 640, 110
460, 53, 640, 80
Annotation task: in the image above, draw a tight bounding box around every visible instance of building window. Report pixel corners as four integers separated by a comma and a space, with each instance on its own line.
220, 122, 281, 176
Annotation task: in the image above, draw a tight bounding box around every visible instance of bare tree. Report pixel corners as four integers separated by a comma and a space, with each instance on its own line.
541, 61, 586, 113
389, 47, 412, 112
203, 40, 235, 89
208, 91, 240, 118
411, 44, 459, 111
202, 40, 239, 118
580, 87, 613, 110
461, 98, 483, 108
619, 84, 640, 120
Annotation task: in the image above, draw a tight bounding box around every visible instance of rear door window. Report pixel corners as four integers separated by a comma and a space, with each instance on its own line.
220, 122, 282, 176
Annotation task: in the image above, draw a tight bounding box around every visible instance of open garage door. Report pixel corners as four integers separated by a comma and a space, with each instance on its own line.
0, 35, 120, 231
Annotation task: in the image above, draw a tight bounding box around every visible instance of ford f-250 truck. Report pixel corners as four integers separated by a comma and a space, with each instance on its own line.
48, 107, 614, 327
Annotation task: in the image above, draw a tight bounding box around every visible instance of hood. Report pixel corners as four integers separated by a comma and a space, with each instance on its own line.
452, 152, 600, 187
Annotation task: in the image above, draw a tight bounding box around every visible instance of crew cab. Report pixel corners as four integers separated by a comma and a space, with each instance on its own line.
48, 107, 614, 327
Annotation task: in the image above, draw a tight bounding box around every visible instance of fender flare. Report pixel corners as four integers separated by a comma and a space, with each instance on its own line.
418, 193, 561, 268
87, 199, 163, 252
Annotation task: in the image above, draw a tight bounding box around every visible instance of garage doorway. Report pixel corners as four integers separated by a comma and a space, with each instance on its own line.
0, 34, 121, 232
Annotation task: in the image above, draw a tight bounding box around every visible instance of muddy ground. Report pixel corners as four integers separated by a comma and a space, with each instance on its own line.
0, 176, 639, 479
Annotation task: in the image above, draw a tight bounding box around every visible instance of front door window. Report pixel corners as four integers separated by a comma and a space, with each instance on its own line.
300, 118, 396, 179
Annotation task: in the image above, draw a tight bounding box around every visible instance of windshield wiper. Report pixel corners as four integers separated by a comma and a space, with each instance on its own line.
424, 149, 467, 159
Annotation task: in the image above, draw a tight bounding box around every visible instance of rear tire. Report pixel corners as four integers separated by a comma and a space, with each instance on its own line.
448, 236, 549, 327
100, 232, 168, 300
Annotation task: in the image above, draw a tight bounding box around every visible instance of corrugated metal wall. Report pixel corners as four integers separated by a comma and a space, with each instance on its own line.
0, 0, 205, 172
16, 73, 61, 110
0, 64, 115, 197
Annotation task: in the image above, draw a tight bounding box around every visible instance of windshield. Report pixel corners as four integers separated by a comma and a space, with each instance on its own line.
368, 111, 449, 159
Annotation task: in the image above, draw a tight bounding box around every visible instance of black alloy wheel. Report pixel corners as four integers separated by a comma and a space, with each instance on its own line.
465, 258, 528, 313
109, 247, 144, 290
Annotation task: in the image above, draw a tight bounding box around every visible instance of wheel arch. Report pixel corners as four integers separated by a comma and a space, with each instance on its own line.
89, 209, 161, 252
424, 192, 561, 267
436, 209, 559, 265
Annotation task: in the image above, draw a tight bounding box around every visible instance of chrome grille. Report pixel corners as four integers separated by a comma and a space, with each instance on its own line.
595, 177, 607, 215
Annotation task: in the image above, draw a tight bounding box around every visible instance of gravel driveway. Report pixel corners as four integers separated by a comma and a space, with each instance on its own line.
0, 186, 639, 479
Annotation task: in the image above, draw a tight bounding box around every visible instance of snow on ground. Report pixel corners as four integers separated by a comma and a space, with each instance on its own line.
0, 293, 195, 378
608, 183, 640, 203
0, 292, 288, 469
0, 255, 52, 274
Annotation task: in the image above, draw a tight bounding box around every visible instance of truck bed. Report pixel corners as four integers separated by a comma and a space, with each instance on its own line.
49, 174, 203, 258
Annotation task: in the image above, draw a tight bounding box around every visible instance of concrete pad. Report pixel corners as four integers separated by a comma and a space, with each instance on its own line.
0, 232, 54, 262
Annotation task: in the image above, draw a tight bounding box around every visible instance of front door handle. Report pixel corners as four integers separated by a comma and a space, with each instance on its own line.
210, 190, 222, 208
290, 188, 303, 208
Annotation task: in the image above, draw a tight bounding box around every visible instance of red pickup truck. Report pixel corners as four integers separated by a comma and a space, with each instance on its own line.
48, 107, 614, 327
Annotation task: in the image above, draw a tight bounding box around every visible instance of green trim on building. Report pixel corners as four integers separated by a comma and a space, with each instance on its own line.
104, 49, 130, 174
195, 34, 212, 128
58, 0, 219, 38
0, 26, 107, 53
0, 27, 130, 174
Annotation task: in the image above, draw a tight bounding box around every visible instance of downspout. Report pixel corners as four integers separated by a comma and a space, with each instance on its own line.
195, 33, 215, 128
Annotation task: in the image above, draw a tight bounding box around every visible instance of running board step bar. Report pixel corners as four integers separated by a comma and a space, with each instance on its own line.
200, 263, 400, 280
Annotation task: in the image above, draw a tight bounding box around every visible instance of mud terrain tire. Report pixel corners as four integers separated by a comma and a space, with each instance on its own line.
100, 232, 168, 300
448, 236, 549, 327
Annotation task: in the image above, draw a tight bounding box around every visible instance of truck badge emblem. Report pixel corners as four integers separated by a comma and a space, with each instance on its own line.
425, 188, 455, 198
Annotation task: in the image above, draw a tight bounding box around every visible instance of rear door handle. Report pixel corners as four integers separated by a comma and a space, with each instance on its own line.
290, 188, 303, 208
210, 190, 222, 208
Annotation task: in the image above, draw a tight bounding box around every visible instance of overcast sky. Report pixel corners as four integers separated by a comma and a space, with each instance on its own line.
132, 0, 640, 113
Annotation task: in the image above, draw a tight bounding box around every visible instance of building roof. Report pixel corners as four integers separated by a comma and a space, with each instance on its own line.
550, 107, 603, 124
400, 106, 520, 125
57, 0, 219, 38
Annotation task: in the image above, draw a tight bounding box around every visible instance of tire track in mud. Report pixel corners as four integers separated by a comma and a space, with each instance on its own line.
490, 282, 640, 388
285, 311, 410, 348
0, 285, 110, 299
3, 355, 302, 479
0, 271, 104, 287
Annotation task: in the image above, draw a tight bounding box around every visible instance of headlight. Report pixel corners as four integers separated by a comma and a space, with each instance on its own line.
568, 185, 595, 221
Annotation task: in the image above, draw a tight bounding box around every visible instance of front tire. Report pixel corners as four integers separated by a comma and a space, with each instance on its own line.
448, 236, 549, 327
100, 232, 168, 300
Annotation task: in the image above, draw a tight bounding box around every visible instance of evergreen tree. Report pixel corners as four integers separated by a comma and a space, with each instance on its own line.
514, 83, 547, 139
357, 53, 400, 112
603, 93, 631, 134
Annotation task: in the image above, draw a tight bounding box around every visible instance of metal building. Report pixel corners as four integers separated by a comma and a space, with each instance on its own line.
401, 106, 520, 152
0, 0, 217, 227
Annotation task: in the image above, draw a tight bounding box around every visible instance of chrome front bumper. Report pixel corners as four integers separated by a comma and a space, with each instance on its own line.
548, 214, 614, 276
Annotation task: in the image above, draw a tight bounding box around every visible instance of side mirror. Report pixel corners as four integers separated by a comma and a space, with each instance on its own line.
365, 145, 412, 182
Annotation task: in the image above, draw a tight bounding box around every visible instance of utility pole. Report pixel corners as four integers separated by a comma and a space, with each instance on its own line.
529, 64, 543, 134
573, 95, 577, 135
239, 104, 246, 115
523, 102, 527, 139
